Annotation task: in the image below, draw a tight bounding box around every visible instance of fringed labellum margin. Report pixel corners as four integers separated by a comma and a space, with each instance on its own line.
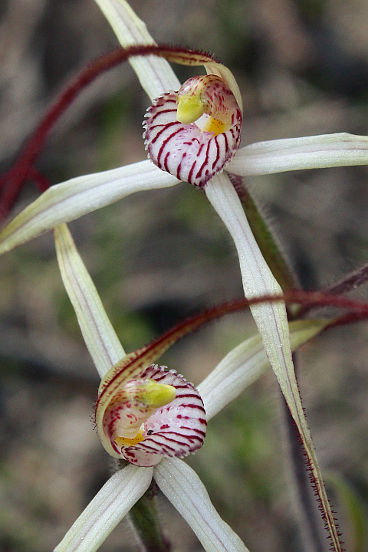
95, 362, 207, 467
143, 74, 242, 187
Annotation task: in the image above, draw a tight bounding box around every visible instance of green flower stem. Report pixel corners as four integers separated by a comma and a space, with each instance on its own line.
128, 480, 171, 552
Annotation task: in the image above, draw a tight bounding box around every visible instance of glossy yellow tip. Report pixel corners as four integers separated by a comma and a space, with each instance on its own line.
140, 380, 176, 408
176, 95, 204, 124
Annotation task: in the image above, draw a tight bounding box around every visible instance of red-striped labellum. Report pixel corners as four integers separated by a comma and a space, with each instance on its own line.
96, 362, 206, 467
143, 74, 242, 187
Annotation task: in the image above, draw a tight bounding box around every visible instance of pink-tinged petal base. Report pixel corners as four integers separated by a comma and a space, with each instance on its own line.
143, 92, 242, 188
122, 365, 207, 467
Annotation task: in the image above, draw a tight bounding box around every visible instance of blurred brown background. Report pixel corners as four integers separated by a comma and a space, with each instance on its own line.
1, 1, 368, 550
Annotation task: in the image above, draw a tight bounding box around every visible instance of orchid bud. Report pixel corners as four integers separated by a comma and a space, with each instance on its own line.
143, 74, 242, 187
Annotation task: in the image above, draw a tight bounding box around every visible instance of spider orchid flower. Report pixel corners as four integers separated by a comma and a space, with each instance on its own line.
53, 222, 328, 552
143, 73, 242, 187
96, 361, 207, 467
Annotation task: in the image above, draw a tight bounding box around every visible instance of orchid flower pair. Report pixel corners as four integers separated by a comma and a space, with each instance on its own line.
53, 222, 329, 551
1, 0, 368, 550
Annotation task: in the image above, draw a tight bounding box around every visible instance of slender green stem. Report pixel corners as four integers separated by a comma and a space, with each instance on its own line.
128, 480, 171, 552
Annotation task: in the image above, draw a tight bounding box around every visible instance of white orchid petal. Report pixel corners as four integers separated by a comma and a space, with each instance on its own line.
54, 223, 124, 377
155, 458, 249, 552
205, 173, 308, 422
228, 132, 368, 176
206, 173, 294, 385
205, 173, 342, 549
94, 0, 180, 99
0, 160, 179, 255
199, 319, 328, 421
54, 465, 153, 552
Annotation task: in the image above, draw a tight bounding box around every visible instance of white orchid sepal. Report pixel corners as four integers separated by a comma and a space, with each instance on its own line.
54, 465, 153, 552
228, 132, 368, 176
1, 131, 367, 257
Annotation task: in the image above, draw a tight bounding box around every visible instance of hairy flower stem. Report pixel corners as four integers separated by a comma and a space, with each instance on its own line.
325, 262, 368, 295
232, 178, 334, 549
281, 358, 325, 552
297, 261, 368, 319
128, 481, 171, 552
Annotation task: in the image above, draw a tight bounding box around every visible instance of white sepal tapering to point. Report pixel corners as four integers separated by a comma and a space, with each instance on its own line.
199, 319, 329, 421
54, 223, 125, 377
94, 0, 180, 98
0, 161, 179, 256
155, 458, 249, 552
54, 465, 153, 552
205, 173, 343, 551
228, 132, 368, 176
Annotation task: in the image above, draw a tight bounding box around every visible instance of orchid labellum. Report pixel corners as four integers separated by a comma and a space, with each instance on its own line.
95, 359, 206, 467
144, 73, 242, 187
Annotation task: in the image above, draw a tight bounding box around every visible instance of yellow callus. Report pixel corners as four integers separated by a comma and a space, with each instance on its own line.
139, 379, 176, 407
176, 93, 228, 136
113, 380, 176, 448
176, 94, 204, 124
